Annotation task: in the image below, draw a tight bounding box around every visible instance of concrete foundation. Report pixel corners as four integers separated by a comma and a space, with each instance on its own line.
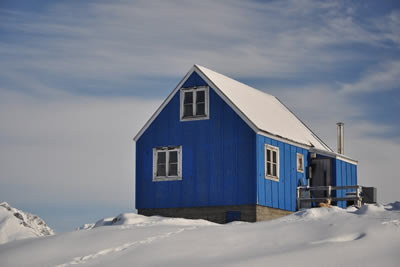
138, 205, 292, 224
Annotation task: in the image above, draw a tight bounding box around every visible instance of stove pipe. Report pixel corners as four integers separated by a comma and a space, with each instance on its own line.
337, 122, 344, 154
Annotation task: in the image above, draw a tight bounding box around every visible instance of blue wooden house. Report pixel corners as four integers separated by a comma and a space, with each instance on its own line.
134, 65, 358, 223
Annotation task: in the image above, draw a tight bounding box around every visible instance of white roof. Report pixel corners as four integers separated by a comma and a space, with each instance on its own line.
195, 65, 332, 152
135, 64, 333, 152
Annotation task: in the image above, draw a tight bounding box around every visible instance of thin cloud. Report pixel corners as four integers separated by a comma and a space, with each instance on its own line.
340, 60, 400, 94
1, 0, 398, 89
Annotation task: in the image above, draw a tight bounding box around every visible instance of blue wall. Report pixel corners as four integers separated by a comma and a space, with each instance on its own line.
256, 135, 308, 212
136, 72, 257, 209
334, 159, 358, 208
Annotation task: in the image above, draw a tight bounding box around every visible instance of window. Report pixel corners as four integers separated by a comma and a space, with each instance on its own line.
265, 144, 279, 181
296, 153, 304, 173
153, 146, 182, 181
180, 86, 209, 121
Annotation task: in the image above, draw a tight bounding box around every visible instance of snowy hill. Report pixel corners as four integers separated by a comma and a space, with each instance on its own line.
0, 203, 400, 266
0, 202, 54, 245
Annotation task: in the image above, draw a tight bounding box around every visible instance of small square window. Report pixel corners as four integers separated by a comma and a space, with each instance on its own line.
180, 86, 209, 121
297, 153, 304, 173
265, 144, 279, 181
153, 146, 182, 181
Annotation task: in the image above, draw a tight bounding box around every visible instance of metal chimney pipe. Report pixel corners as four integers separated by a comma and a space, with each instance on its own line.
337, 122, 344, 154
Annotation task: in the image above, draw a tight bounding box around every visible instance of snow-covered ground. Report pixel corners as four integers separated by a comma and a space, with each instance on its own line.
0, 202, 54, 245
0, 203, 399, 267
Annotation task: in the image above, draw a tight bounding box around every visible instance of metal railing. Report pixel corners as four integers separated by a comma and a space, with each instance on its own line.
297, 185, 362, 209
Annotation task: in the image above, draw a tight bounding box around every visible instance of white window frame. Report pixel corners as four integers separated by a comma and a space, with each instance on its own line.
180, 86, 210, 121
265, 144, 279, 181
296, 153, 304, 173
153, 146, 182, 182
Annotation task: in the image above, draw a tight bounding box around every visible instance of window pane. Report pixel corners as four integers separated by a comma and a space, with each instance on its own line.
169, 151, 178, 163
168, 163, 178, 176
273, 164, 277, 177
157, 164, 166, 176
196, 90, 205, 103
157, 151, 166, 164
184, 91, 193, 104
196, 103, 205, 116
272, 151, 277, 163
267, 149, 270, 161
184, 104, 193, 117
267, 163, 271, 175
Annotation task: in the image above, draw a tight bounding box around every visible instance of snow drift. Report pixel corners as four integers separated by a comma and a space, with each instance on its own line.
77, 213, 216, 230
0, 202, 54, 245
0, 203, 399, 266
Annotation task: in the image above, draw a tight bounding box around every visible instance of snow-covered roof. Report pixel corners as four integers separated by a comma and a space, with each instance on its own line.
134, 64, 333, 152
195, 65, 332, 152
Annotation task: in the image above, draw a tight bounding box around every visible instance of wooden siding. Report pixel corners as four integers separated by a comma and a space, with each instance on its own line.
256, 134, 308, 212
334, 159, 358, 208
136, 72, 256, 209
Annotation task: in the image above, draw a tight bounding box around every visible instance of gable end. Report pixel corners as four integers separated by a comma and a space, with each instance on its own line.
134, 65, 259, 141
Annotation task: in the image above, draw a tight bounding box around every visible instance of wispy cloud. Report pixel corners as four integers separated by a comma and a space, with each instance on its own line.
341, 60, 400, 93
371, 10, 400, 46
1, 0, 399, 93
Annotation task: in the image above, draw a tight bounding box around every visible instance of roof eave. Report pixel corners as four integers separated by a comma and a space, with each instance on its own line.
310, 148, 358, 165
256, 130, 313, 150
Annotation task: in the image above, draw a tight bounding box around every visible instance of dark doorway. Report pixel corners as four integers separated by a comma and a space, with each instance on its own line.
310, 158, 332, 201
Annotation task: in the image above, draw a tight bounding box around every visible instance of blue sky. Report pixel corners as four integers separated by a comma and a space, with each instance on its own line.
1, 0, 399, 232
